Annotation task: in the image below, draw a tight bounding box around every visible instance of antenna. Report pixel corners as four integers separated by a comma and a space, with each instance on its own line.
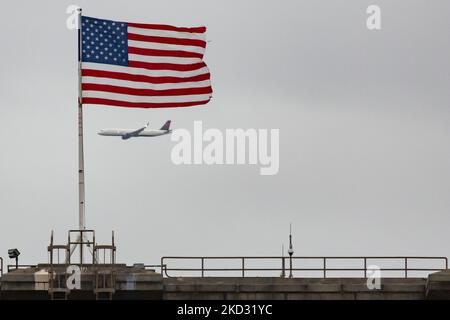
288, 223, 294, 255
288, 223, 294, 278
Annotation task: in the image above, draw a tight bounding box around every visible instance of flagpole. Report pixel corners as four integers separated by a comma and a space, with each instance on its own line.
76, 8, 86, 265
77, 8, 85, 232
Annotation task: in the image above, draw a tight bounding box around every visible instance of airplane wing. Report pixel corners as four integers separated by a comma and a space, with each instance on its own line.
128, 122, 149, 136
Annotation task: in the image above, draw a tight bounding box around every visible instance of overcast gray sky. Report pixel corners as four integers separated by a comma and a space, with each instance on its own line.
1, 0, 450, 272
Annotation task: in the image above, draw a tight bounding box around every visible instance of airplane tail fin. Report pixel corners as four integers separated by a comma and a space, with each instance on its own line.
160, 120, 171, 131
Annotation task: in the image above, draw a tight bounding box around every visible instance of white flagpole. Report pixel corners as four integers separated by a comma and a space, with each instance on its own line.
77, 8, 85, 231
76, 8, 86, 265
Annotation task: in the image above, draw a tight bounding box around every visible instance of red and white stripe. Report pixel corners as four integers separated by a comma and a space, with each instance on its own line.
82, 23, 212, 108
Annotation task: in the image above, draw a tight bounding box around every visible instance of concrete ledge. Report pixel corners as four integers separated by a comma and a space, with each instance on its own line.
161, 277, 430, 300
1, 268, 448, 300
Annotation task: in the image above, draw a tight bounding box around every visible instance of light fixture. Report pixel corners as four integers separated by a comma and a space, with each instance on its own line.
8, 248, 20, 269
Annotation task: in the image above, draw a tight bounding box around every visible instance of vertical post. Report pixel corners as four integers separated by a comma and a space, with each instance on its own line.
77, 8, 85, 266
364, 258, 367, 278
323, 258, 326, 278
241, 258, 245, 278
289, 255, 293, 278
280, 244, 285, 278
201, 258, 204, 278
404, 258, 408, 278
112, 231, 115, 265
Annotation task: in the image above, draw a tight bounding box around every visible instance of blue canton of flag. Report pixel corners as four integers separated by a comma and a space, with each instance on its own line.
81, 17, 128, 66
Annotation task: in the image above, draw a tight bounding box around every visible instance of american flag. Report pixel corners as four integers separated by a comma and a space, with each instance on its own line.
80, 16, 212, 108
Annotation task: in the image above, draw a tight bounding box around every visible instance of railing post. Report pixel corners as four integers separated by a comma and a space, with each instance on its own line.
323, 258, 326, 278
364, 258, 367, 278
201, 258, 204, 278
242, 258, 245, 278
404, 258, 408, 278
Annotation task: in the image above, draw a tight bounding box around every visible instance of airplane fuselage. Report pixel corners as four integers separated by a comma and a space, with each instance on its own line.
98, 129, 172, 139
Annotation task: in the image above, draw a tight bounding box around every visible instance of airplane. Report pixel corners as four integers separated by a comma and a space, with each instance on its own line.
98, 121, 172, 140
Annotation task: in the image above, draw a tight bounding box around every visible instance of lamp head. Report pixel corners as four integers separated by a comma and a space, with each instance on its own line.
8, 248, 20, 259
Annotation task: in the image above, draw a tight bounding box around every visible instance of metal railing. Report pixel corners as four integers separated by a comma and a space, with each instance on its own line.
0, 257, 3, 277
160, 256, 448, 278
7, 264, 37, 272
